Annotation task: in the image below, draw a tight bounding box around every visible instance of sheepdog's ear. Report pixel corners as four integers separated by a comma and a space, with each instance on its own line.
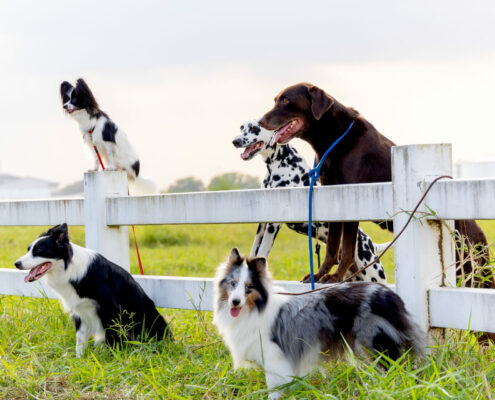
228, 247, 243, 265
247, 256, 266, 274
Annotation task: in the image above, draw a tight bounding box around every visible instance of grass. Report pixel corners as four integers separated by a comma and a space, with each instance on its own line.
0, 222, 494, 399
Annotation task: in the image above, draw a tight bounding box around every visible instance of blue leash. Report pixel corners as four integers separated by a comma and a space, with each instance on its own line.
307, 120, 355, 289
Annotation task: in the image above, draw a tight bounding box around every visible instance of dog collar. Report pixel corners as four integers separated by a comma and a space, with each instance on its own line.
88, 127, 95, 134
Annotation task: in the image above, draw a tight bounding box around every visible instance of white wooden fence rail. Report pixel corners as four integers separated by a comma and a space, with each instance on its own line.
0, 144, 494, 336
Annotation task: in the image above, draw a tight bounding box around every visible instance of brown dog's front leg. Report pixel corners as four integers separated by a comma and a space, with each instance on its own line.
319, 221, 359, 283
301, 222, 342, 283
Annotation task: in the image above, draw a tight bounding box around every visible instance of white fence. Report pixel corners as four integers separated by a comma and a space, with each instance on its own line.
0, 144, 494, 335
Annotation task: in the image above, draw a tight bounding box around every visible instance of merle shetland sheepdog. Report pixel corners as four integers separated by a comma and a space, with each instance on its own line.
15, 224, 172, 356
60, 78, 157, 194
214, 248, 425, 399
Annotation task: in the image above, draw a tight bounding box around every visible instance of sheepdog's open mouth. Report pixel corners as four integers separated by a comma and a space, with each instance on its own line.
65, 109, 75, 114
24, 262, 52, 283
269, 118, 304, 146
230, 306, 241, 317
240, 141, 264, 160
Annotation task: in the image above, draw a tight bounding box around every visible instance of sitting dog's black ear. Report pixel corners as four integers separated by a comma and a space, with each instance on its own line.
308, 85, 335, 120
229, 248, 243, 265
75, 78, 99, 114
47, 223, 70, 247
60, 81, 73, 100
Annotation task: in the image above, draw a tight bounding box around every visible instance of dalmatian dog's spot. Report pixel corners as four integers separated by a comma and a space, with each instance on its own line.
232, 118, 389, 284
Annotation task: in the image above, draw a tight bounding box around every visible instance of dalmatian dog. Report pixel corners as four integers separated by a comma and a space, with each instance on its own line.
232, 118, 388, 283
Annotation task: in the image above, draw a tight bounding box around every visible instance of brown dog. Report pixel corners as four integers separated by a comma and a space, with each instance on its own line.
259, 82, 493, 289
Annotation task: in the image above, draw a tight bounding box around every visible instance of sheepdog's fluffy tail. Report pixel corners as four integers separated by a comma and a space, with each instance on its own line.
129, 176, 158, 195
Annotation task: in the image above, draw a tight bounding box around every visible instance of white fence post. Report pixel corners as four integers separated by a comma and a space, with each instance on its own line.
392, 144, 456, 337
84, 171, 130, 271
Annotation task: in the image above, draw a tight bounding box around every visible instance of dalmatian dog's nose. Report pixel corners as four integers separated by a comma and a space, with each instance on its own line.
232, 138, 243, 148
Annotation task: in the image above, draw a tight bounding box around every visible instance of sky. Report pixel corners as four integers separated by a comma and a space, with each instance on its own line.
1, 0, 495, 190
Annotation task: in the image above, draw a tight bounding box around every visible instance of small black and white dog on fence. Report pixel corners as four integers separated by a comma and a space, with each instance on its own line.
232, 118, 389, 283
60, 78, 157, 194
214, 248, 425, 400
15, 223, 172, 356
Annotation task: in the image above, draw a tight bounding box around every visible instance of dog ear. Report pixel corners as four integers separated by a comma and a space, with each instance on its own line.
228, 248, 243, 265
247, 257, 266, 273
60, 81, 73, 97
308, 86, 335, 120
47, 223, 70, 247
76, 78, 99, 113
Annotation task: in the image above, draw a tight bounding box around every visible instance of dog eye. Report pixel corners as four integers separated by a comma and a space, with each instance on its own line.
245, 284, 254, 293
228, 280, 237, 288
280, 97, 289, 104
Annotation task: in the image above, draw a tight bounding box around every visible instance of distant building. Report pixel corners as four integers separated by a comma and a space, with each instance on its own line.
454, 160, 495, 179
0, 174, 59, 200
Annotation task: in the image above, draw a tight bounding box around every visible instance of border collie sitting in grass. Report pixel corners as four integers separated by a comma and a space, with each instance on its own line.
15, 223, 172, 356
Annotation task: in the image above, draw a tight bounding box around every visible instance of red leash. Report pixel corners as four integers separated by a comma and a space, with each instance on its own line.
90, 129, 145, 275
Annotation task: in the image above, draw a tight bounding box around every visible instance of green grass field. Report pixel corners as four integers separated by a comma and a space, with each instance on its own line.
1, 222, 494, 399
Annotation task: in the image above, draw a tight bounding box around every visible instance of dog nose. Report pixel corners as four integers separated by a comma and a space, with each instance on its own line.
14, 261, 22, 269
232, 138, 242, 148
232, 299, 240, 306
63, 104, 69, 109
259, 117, 267, 128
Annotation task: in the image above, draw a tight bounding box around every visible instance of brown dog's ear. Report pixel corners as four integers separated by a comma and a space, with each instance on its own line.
228, 248, 243, 265
247, 257, 266, 274
308, 86, 335, 120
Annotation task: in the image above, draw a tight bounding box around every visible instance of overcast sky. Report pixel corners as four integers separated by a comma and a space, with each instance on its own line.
1, 0, 495, 189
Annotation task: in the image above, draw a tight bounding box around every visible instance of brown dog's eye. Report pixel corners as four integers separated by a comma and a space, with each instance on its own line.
281, 97, 289, 104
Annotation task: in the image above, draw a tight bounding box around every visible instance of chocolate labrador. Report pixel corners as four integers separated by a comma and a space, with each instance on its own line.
259, 82, 492, 289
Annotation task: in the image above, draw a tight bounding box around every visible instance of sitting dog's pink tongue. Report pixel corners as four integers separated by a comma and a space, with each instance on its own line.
230, 307, 240, 317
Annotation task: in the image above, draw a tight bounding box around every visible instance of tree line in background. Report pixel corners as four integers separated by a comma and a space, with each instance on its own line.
54, 172, 260, 196
166, 172, 260, 193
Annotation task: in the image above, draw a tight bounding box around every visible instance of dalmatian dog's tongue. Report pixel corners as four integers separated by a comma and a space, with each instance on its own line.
24, 262, 52, 283
240, 142, 263, 159
230, 307, 241, 317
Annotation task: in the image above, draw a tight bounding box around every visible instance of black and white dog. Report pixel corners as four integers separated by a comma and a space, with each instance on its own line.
233, 119, 388, 283
60, 78, 157, 194
214, 249, 425, 399
15, 224, 172, 356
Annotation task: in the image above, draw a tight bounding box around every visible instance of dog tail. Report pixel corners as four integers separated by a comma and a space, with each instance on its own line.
402, 317, 427, 357
368, 286, 427, 359
129, 176, 159, 195
374, 241, 392, 254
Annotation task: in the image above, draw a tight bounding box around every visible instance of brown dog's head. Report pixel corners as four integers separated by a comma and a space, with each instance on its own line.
259, 82, 335, 145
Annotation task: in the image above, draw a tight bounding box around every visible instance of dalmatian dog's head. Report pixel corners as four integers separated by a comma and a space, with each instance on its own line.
232, 118, 276, 160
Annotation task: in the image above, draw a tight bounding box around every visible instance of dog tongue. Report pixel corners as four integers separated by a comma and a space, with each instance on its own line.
24, 262, 52, 283
230, 307, 240, 317
269, 130, 283, 146
269, 122, 293, 146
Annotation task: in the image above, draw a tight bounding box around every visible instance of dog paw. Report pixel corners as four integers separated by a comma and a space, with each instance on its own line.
301, 272, 322, 283
318, 273, 342, 283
